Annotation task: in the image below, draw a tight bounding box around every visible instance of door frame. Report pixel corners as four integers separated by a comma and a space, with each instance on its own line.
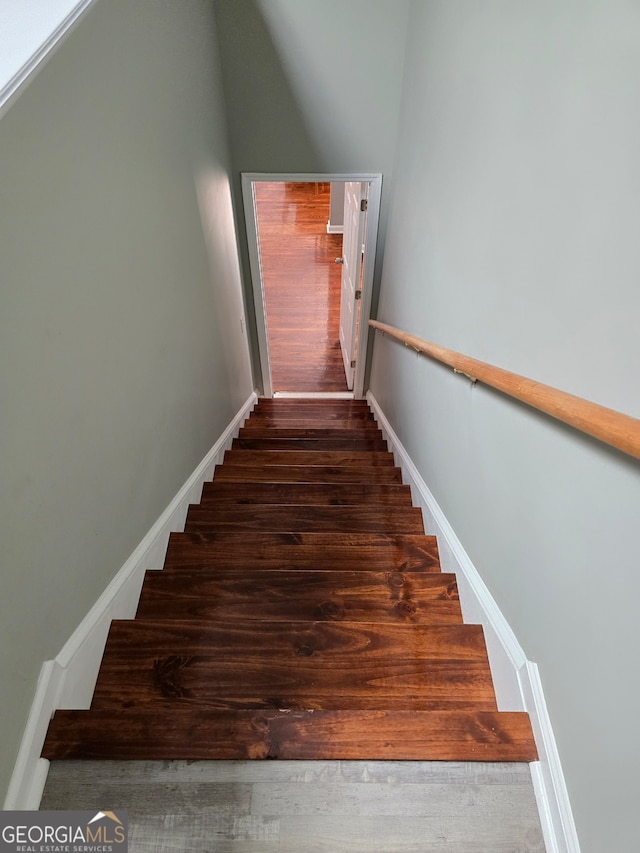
241, 172, 382, 399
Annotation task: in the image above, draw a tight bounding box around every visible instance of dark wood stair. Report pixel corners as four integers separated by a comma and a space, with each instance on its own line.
43, 398, 537, 762
200, 480, 414, 506
184, 504, 425, 534
161, 532, 443, 572
134, 568, 462, 622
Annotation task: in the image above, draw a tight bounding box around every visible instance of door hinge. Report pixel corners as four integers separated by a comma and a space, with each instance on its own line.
350, 360, 357, 368
355, 290, 362, 300
360, 199, 368, 212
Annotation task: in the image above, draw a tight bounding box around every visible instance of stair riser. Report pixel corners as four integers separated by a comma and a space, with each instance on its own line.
245, 417, 377, 429
232, 438, 389, 451
251, 406, 373, 418
135, 597, 463, 624
213, 465, 403, 483
200, 482, 413, 506
223, 450, 396, 467
98, 620, 488, 656
90, 678, 498, 711
239, 427, 383, 439
162, 532, 442, 573
184, 505, 424, 534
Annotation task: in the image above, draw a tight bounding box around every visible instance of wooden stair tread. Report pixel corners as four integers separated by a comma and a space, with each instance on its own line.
232, 437, 389, 451
252, 404, 373, 418
238, 426, 383, 439
241, 420, 383, 432
162, 531, 442, 572
98, 619, 490, 658
246, 407, 375, 414
213, 464, 403, 483
135, 569, 461, 623
91, 620, 497, 712
43, 709, 538, 761
184, 504, 424, 534
223, 449, 396, 467
201, 481, 413, 506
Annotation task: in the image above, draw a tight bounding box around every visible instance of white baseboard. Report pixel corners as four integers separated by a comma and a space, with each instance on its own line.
520, 661, 581, 853
3, 391, 257, 811
2, 662, 65, 811
366, 392, 580, 853
326, 222, 344, 235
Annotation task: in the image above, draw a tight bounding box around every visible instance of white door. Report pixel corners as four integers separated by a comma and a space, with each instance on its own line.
339, 181, 367, 390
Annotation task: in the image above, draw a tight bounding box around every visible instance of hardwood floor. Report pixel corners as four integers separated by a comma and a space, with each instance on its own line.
254, 182, 348, 392
41, 760, 545, 851
160, 532, 443, 573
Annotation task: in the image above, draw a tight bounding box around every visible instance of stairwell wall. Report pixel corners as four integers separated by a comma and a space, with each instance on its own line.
369, 2, 640, 851
213, 0, 411, 391
0, 0, 252, 802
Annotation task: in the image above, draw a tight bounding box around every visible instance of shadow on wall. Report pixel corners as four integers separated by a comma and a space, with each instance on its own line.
194, 163, 253, 397
214, 0, 323, 173
212, 0, 325, 393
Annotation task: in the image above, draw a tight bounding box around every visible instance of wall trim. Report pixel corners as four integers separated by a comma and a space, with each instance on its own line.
0, 0, 98, 119
520, 661, 581, 853
3, 391, 258, 810
366, 391, 580, 853
241, 172, 382, 399
2, 661, 65, 811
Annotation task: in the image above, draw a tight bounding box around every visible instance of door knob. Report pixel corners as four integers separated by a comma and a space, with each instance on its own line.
335, 257, 344, 264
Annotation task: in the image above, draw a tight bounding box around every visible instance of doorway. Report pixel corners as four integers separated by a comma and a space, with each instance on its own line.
242, 173, 382, 399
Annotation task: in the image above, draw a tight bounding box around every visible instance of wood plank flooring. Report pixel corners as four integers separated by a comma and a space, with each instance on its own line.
42, 399, 537, 764
134, 569, 461, 623
200, 481, 414, 506
161, 532, 442, 573
41, 760, 545, 851
184, 505, 425, 534
254, 181, 348, 392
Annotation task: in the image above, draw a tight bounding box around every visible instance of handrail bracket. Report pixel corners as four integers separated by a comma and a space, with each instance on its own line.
454, 368, 477, 384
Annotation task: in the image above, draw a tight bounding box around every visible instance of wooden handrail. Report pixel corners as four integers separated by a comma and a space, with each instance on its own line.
369, 320, 640, 460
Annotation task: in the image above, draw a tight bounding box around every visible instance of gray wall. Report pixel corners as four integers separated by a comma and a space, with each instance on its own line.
369, 2, 640, 850
328, 182, 345, 231
214, 0, 410, 389
0, 0, 252, 799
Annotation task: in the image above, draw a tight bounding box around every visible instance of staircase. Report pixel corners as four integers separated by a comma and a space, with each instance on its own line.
43, 399, 537, 763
